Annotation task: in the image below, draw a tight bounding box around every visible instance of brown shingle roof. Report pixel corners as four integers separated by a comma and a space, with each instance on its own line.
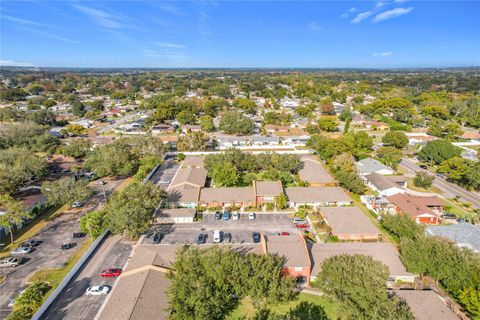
264, 235, 311, 268
394, 290, 457, 320
310, 242, 411, 277
387, 194, 440, 218
285, 187, 352, 203
181, 156, 205, 168
298, 157, 336, 184
167, 185, 201, 204
199, 187, 255, 203
320, 206, 380, 238
364, 173, 402, 191
168, 167, 207, 189
254, 181, 283, 197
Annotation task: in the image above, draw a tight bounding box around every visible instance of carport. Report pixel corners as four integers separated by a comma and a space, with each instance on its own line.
155, 208, 196, 224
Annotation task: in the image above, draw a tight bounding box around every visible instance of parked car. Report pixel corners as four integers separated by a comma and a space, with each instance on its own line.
11, 247, 32, 256
85, 285, 110, 296
278, 232, 290, 236
223, 211, 230, 220
296, 223, 308, 229
159, 179, 171, 184
7, 299, 16, 308
0, 257, 22, 268
252, 232, 261, 243
71, 200, 83, 208
232, 212, 239, 221
197, 233, 206, 244
61, 242, 75, 250
153, 232, 163, 244
100, 268, 122, 278
215, 211, 222, 220
441, 213, 457, 219
73, 232, 87, 238
419, 164, 428, 169
249, 212, 256, 220
21, 239, 41, 248
96, 180, 107, 185
293, 217, 305, 223
213, 230, 221, 243
224, 232, 232, 243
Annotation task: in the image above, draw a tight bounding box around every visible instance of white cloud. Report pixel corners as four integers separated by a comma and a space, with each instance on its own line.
373, 51, 394, 57
308, 22, 322, 31
2, 14, 49, 27
375, 1, 387, 9
0, 59, 36, 67
142, 49, 186, 60
394, 0, 410, 3
351, 11, 374, 24
157, 3, 185, 16
340, 7, 357, 18
73, 5, 123, 29
152, 42, 187, 49
373, 7, 413, 22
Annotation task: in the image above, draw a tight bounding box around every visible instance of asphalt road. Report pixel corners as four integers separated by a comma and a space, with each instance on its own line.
144, 213, 302, 245
400, 158, 480, 208
149, 160, 180, 190
39, 235, 134, 320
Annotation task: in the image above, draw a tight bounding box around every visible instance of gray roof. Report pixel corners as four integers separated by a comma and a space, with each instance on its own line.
394, 290, 458, 320
298, 156, 336, 185
426, 223, 480, 253
265, 235, 311, 268
156, 208, 196, 219
356, 158, 393, 174
365, 173, 403, 191
320, 206, 380, 238
285, 187, 352, 203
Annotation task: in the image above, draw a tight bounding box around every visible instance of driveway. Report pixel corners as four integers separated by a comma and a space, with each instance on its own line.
148, 160, 180, 189
144, 213, 302, 245
39, 235, 134, 320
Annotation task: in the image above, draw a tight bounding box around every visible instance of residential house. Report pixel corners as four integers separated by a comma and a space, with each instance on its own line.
393, 290, 458, 320
264, 124, 290, 134
251, 135, 280, 146
281, 135, 310, 146
199, 188, 255, 208
364, 173, 406, 197
262, 235, 311, 285
387, 194, 444, 225
319, 206, 381, 241
181, 124, 202, 133
285, 187, 352, 209
253, 181, 283, 205
360, 120, 388, 130
405, 133, 436, 146
181, 156, 205, 168
166, 167, 207, 208
426, 223, 480, 253
356, 158, 394, 176
309, 242, 415, 283
151, 124, 174, 135
279, 98, 300, 109
70, 119, 93, 128
298, 156, 337, 187
216, 135, 250, 149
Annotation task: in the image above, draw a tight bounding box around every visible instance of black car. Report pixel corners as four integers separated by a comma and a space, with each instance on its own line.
215, 211, 222, 220
153, 233, 163, 244
441, 213, 457, 219
61, 243, 75, 250
197, 233, 206, 244
73, 232, 87, 238
21, 239, 41, 248
224, 233, 232, 243
252, 232, 261, 243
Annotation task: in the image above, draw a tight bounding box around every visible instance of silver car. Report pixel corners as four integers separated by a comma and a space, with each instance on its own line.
11, 247, 32, 256
0, 257, 22, 268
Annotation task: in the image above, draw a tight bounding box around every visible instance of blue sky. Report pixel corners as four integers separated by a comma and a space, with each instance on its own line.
1, 1, 479, 68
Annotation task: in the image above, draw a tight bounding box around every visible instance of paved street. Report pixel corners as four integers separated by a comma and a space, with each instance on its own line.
400, 158, 480, 208
39, 235, 134, 320
144, 213, 302, 245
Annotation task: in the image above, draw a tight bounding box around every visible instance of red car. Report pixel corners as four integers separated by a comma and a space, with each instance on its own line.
100, 268, 122, 278
296, 223, 308, 229
279, 232, 290, 236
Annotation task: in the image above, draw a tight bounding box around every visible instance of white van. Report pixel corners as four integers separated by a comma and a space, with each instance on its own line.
232, 212, 239, 220
213, 230, 221, 243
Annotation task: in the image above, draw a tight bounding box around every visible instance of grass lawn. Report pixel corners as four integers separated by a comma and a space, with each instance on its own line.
0, 205, 67, 258
28, 237, 93, 300
443, 198, 473, 218
116, 177, 135, 192
406, 179, 442, 194
227, 293, 341, 320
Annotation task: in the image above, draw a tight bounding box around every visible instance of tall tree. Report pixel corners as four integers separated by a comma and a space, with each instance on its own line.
41, 177, 93, 207
0, 194, 29, 244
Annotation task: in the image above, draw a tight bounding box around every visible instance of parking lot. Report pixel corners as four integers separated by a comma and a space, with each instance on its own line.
149, 159, 179, 189
39, 235, 134, 320
144, 212, 303, 245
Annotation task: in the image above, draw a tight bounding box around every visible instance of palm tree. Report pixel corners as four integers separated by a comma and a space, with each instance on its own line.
0, 194, 29, 244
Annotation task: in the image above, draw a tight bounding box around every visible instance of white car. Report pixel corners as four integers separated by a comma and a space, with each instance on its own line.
249, 212, 256, 220
11, 247, 32, 256
85, 285, 110, 296
213, 230, 221, 243
0, 257, 22, 268
232, 212, 239, 221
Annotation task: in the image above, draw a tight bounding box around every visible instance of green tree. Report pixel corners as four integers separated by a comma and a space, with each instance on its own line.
177, 131, 210, 151
375, 146, 403, 170
233, 98, 257, 114
41, 177, 93, 207
219, 111, 255, 135
463, 162, 480, 191
211, 162, 240, 187
85, 140, 139, 177
315, 254, 413, 320
199, 115, 215, 132
330, 153, 365, 194
418, 139, 462, 165
437, 157, 471, 181
276, 193, 288, 209
413, 171, 434, 189
71, 101, 86, 117
352, 131, 374, 159
317, 116, 338, 132
61, 138, 90, 159
8, 281, 50, 320
80, 209, 107, 238
62, 124, 87, 136
134, 155, 162, 181
0, 194, 28, 244
382, 131, 408, 149
176, 109, 197, 125
104, 182, 165, 238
